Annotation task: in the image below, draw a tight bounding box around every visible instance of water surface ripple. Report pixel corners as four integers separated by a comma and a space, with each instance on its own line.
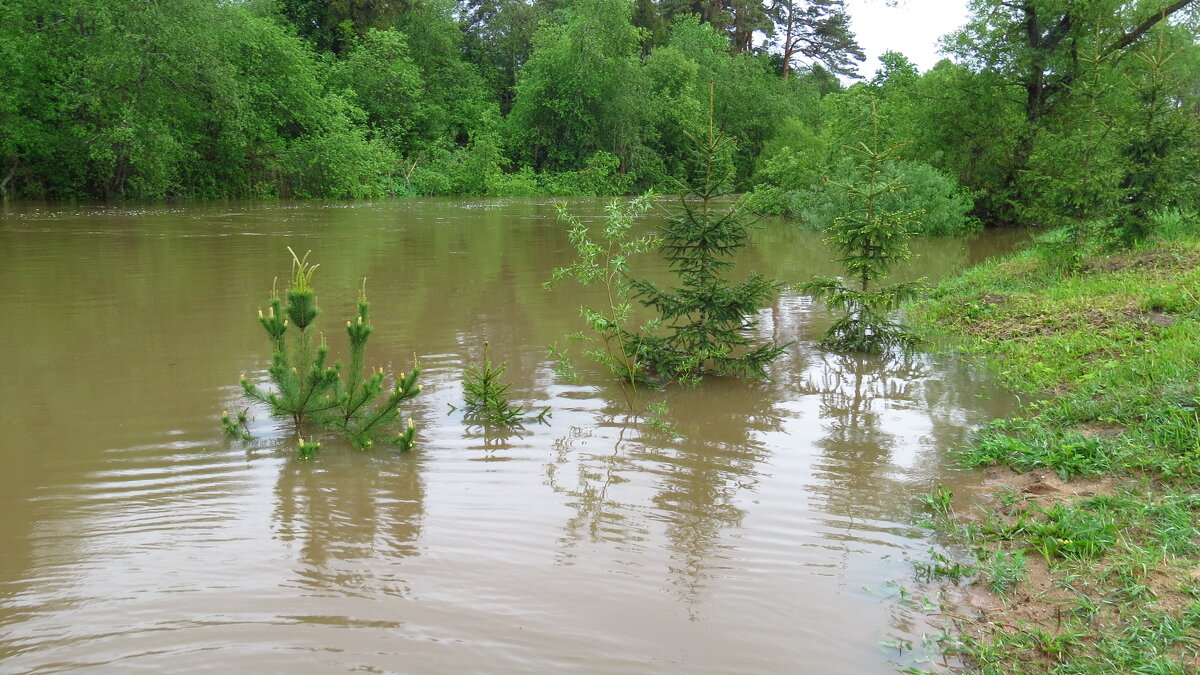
0, 198, 1021, 672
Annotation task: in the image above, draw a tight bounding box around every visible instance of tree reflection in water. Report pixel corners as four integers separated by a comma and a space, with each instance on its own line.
273, 444, 425, 597
546, 378, 783, 611
801, 349, 1000, 531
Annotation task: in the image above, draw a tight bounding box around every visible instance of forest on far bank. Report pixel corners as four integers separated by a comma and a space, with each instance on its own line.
1, 0, 1197, 233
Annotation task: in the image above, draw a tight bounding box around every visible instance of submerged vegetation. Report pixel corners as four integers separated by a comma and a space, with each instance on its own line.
546, 193, 659, 401
236, 249, 421, 452
628, 86, 788, 381
11, 0, 1200, 668
453, 341, 550, 427
548, 107, 786, 394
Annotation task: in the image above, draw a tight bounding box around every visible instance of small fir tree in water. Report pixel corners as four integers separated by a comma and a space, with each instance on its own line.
237, 248, 420, 451
798, 98, 925, 354
452, 341, 550, 427
628, 81, 787, 381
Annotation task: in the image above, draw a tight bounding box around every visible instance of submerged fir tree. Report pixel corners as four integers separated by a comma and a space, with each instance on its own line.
627, 82, 787, 382
237, 248, 420, 451
452, 341, 550, 427
799, 99, 925, 354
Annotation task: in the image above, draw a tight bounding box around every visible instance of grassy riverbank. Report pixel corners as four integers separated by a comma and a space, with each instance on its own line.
909, 234, 1200, 672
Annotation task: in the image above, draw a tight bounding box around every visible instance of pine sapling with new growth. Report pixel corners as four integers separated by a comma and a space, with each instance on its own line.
242, 249, 341, 425
798, 98, 925, 354
627, 80, 787, 382
329, 283, 422, 450
451, 341, 550, 427
236, 248, 421, 452
220, 408, 251, 441
297, 437, 322, 460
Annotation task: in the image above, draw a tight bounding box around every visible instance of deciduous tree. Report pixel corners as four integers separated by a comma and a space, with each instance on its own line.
944, 0, 1199, 224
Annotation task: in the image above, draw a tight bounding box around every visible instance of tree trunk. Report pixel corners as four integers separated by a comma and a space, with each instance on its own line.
781, 5, 796, 80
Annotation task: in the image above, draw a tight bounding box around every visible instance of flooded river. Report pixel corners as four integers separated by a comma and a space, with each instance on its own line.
0, 198, 1021, 672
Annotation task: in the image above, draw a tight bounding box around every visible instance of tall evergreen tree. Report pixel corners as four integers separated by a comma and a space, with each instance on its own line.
458, 0, 546, 114
1017, 16, 1124, 266
727, 0, 773, 52
632, 0, 671, 54
768, 0, 864, 79
799, 98, 925, 354
660, 0, 774, 53
1111, 22, 1196, 245
276, 0, 411, 53
628, 83, 787, 381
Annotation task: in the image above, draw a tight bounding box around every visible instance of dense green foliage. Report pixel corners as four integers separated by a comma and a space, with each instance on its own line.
0, 0, 1195, 245
957, 1, 1198, 239
0, 0, 829, 199
753, 3, 1200, 244
239, 250, 421, 451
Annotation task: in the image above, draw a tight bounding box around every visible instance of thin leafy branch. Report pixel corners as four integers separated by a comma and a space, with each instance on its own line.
544, 193, 659, 405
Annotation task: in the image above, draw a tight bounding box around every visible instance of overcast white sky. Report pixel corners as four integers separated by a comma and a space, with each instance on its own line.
845, 0, 972, 77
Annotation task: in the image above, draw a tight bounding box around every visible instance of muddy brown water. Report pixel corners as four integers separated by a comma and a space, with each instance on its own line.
0, 198, 1023, 672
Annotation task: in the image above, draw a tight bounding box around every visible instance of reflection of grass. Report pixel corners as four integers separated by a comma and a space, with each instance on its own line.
909, 239, 1200, 671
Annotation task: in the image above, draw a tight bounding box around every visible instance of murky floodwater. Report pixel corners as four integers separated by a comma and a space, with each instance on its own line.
0, 198, 1022, 673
